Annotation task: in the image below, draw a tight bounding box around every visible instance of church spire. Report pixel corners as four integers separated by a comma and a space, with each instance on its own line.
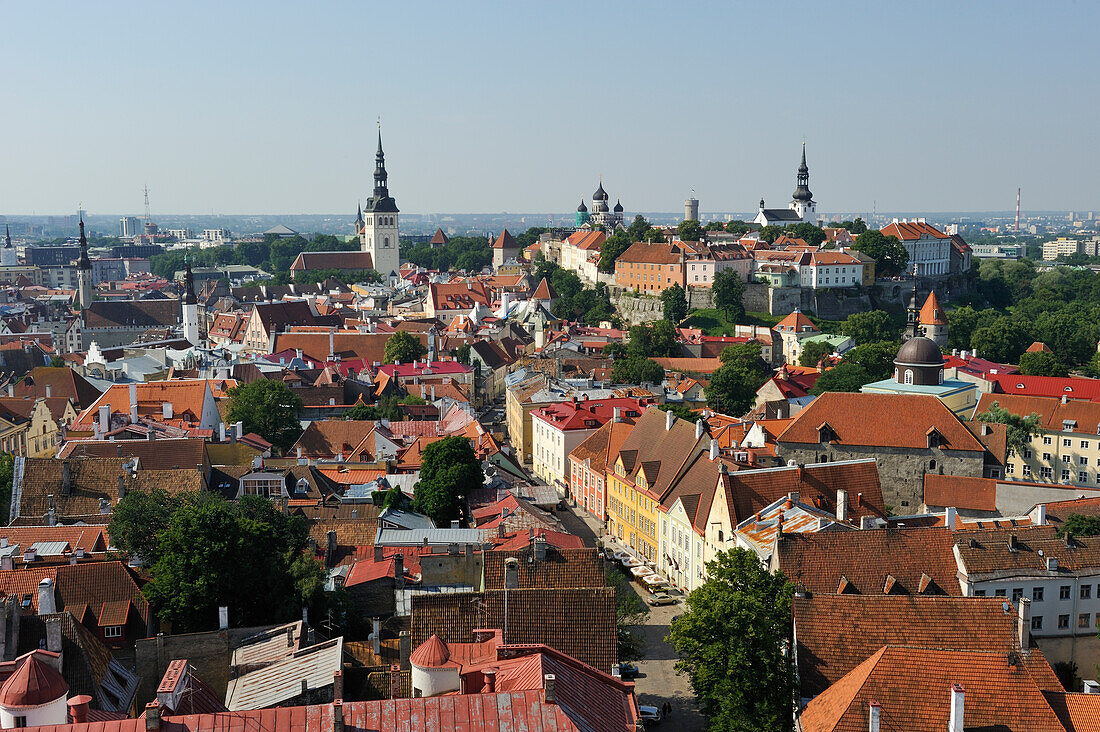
373, 127, 389, 198
77, 216, 91, 271
792, 143, 812, 202
4, 225, 10, 249
183, 256, 197, 305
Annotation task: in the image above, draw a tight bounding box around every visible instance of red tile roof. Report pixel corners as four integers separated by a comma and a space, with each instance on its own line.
987, 374, 1100, 401
0, 653, 68, 708
923, 474, 998, 511
776, 310, 819, 333
616, 241, 685, 265
531, 398, 644, 432
1044, 690, 1100, 732
492, 229, 518, 250
977, 392, 1100, 435
564, 230, 607, 251
919, 291, 948, 326
879, 220, 950, 241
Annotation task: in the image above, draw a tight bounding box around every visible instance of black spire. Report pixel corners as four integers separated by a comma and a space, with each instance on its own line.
904, 264, 920, 340
355, 203, 364, 226
183, 256, 197, 305
365, 127, 399, 214
77, 216, 91, 271
4, 225, 10, 249
792, 143, 813, 203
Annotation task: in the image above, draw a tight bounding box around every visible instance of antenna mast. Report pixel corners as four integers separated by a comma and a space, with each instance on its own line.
1015, 187, 1021, 233
143, 185, 152, 243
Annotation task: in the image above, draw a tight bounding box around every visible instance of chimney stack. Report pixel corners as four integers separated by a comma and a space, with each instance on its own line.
390, 664, 402, 699
333, 670, 343, 702
99, 404, 110, 434
949, 684, 965, 732
373, 618, 382, 654
484, 668, 497, 693
218, 606, 228, 630
45, 385, 52, 398
1035, 504, 1047, 526
61, 462, 71, 495
543, 674, 556, 704
945, 506, 957, 530
394, 554, 405, 590
868, 700, 881, 732
38, 577, 57, 615
666, 410, 675, 431
695, 419, 704, 439
67, 695, 92, 724
1018, 597, 1031, 651
333, 700, 344, 732
144, 702, 161, 732
129, 383, 138, 422
118, 475, 126, 500
836, 489, 848, 522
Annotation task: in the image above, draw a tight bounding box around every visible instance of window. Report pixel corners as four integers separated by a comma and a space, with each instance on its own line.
13, 716, 25, 729
1033, 587, 1044, 602
904, 369, 914, 385
1024, 465, 1033, 477
1082, 457, 1090, 466
1061, 585, 1072, 600
1006, 463, 1015, 475
994, 588, 1006, 597
929, 459, 937, 470
1064, 438, 1073, 447
974, 589, 986, 597
1059, 614, 1070, 629
1012, 588, 1024, 602
1044, 436, 1053, 445
1063, 469, 1072, 481
1043, 453, 1052, 462
1024, 449, 1033, 458
1083, 584, 1092, 599
104, 625, 122, 638
1041, 467, 1053, 479
1064, 454, 1073, 463
1082, 440, 1090, 449
1032, 616, 1043, 630
1081, 472, 1090, 484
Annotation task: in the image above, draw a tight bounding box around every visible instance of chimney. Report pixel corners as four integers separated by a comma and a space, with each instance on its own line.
45, 385, 52, 398
533, 536, 547, 561
372, 618, 382, 654
1083, 680, 1100, 694
218, 606, 228, 630
333, 700, 344, 732
374, 544, 384, 562
484, 668, 497, 693
450, 519, 460, 529
38, 577, 57, 615
46, 616, 63, 653
543, 673, 556, 704
144, 702, 161, 732
949, 684, 965, 732
325, 530, 337, 568
99, 404, 110, 433
1035, 504, 1047, 526
945, 506, 957, 530
287, 624, 295, 647
129, 383, 138, 422
613, 407, 622, 423
332, 669, 344, 702
666, 410, 675, 431
1062, 394, 1068, 405
1018, 597, 1031, 651
162, 402, 173, 419
118, 475, 126, 500
709, 440, 719, 461
695, 419, 704, 439
67, 695, 92, 724
390, 664, 402, 699
868, 700, 881, 732
836, 489, 848, 522
394, 554, 405, 590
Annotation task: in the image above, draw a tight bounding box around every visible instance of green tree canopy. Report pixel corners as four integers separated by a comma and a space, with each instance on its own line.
1056, 514, 1100, 539
414, 436, 484, 526
853, 230, 909, 277
841, 340, 899, 382
678, 219, 704, 242
611, 357, 665, 385
758, 225, 783, 244
225, 379, 303, 452
947, 305, 999, 351
383, 331, 427, 364
707, 343, 769, 416
668, 548, 795, 731
599, 230, 634, 273
627, 321, 679, 358
725, 220, 753, 235
1017, 349, 1068, 377
841, 310, 894, 345
976, 400, 1041, 455
810, 363, 872, 395
661, 284, 688, 323
108, 488, 181, 563
799, 341, 833, 368
658, 402, 698, 422
970, 318, 1032, 364
626, 215, 654, 242
713, 270, 746, 323
783, 223, 826, 247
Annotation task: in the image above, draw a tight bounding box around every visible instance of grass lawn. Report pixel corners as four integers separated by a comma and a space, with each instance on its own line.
683, 308, 780, 335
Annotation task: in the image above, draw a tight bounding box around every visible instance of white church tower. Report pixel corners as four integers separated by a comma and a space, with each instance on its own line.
182, 258, 200, 346
360, 129, 401, 280
789, 143, 816, 222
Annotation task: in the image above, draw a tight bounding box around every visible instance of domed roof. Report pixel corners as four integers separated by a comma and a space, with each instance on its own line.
895, 336, 943, 366
613, 199, 623, 213
0, 654, 69, 709
577, 199, 588, 213
410, 634, 451, 668
593, 181, 609, 201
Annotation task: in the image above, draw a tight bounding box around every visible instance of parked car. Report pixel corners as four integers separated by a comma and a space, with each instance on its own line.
617, 662, 640, 679
639, 706, 662, 725
647, 592, 678, 606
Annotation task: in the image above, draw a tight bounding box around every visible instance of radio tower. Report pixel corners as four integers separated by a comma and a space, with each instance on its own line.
1015, 187, 1021, 233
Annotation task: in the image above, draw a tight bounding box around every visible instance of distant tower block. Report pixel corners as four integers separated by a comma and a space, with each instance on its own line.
684, 197, 699, 222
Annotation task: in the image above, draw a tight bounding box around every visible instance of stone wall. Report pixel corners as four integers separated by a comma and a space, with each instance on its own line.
686, 287, 714, 310
809, 289, 874, 320
610, 293, 665, 325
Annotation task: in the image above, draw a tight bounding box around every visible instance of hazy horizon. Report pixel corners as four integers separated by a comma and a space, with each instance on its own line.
3, 2, 1097, 216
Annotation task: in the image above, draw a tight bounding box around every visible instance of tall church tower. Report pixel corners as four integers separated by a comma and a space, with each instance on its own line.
789, 143, 816, 222
76, 217, 94, 309
182, 258, 200, 346
360, 129, 401, 279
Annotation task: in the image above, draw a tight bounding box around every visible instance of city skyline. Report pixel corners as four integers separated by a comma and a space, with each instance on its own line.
2, 2, 1097, 215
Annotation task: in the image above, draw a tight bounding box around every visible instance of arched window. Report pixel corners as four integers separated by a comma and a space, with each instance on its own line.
894, 368, 899, 381
938, 370, 944, 384
384, 237, 390, 248
904, 369, 914, 385
929, 459, 937, 470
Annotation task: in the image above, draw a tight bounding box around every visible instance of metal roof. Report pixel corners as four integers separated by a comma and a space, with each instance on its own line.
375, 527, 486, 547
225, 637, 343, 711
29, 541, 70, 556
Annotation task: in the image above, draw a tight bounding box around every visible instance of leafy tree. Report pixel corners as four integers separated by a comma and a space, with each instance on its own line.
383, 331, 427, 364
713, 270, 746, 323
826, 218, 868, 235
725, 220, 753, 236
1018, 350, 1068, 377
947, 305, 999, 351
661, 284, 688, 323
603, 342, 627, 359
0, 453, 12, 525
799, 341, 833, 368
707, 344, 769, 416
658, 403, 698, 421
975, 400, 1041, 456
810, 363, 872, 394
414, 436, 483, 526
758, 225, 783, 244
678, 220, 704, 242
841, 341, 899, 382
841, 310, 894, 345
668, 549, 795, 731
783, 223, 826, 247
626, 215, 653, 242
1056, 514, 1100, 539
627, 321, 679, 358
141, 494, 311, 632
225, 379, 303, 452
611, 357, 665, 385
599, 229, 634, 273
970, 318, 1032, 364
108, 488, 181, 563
853, 230, 909, 277
48, 355, 65, 367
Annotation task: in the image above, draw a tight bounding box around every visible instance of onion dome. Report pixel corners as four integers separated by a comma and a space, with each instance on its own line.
410, 634, 451, 668
895, 336, 943, 367
0, 655, 69, 709
613, 199, 623, 213
577, 199, 588, 213
593, 181, 609, 201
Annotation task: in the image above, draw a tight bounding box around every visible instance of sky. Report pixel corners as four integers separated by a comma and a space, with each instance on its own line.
1, 1, 1098, 216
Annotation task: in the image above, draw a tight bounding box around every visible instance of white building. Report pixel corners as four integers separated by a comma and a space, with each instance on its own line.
531, 399, 642, 495
202, 228, 231, 243
799, 250, 864, 289
880, 219, 952, 277
754, 144, 817, 227
357, 131, 401, 279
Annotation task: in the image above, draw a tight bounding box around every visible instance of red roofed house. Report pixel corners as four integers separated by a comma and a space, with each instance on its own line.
568, 415, 636, 520
774, 309, 820, 365
289, 251, 375, 274
880, 218, 952, 277
71, 380, 221, 437
613, 241, 686, 295
532, 398, 649, 494
425, 281, 491, 324
559, 230, 606, 285
491, 229, 519, 269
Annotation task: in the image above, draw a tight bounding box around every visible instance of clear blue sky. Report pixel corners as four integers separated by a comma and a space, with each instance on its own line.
2, 1, 1097, 215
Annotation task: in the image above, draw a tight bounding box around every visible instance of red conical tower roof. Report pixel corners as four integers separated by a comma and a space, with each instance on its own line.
919, 291, 947, 326
410, 634, 452, 668
0, 654, 68, 709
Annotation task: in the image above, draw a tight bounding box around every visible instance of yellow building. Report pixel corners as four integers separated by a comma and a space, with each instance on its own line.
505, 372, 554, 465
0, 396, 79, 457
605, 407, 707, 563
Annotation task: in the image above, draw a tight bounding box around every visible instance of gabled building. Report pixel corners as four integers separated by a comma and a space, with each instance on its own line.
880, 218, 952, 278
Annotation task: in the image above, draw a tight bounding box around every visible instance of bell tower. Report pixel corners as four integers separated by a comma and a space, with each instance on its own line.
360, 127, 401, 280
76, 217, 94, 309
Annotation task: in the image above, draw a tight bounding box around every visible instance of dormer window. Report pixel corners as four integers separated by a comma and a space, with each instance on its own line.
1065, 386, 1074, 392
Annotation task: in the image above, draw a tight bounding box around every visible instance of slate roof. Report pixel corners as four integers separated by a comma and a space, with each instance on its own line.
482, 547, 606, 590
82, 300, 182, 328
14, 368, 102, 409
776, 527, 960, 597
411, 587, 618, 672
759, 208, 802, 221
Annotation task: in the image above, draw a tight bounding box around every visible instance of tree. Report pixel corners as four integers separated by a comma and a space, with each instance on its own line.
0, 453, 12, 525
725, 220, 753, 236
626, 215, 653, 242
141, 494, 310, 632
713, 270, 746, 323
225, 380, 303, 452
975, 400, 1041, 456
970, 318, 1032, 364
707, 343, 770, 416
383, 331, 427, 364
783, 223, 826, 248
48, 355, 65, 367
799, 341, 833, 368
668, 548, 795, 731
658, 403, 698, 422
810, 363, 872, 394
841, 310, 894, 345
758, 226, 783, 244
853, 230, 909, 277
841, 341, 898, 382
453, 343, 471, 365
947, 305, 998, 351
611, 357, 665, 385
108, 488, 181, 564
678, 220, 704, 242
1018, 350, 1068, 377
627, 321, 679, 358
661, 284, 688, 323
606, 565, 650, 661
1056, 514, 1100, 539
414, 436, 483, 526
599, 230, 633, 272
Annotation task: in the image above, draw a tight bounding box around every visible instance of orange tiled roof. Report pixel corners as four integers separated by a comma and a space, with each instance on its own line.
879, 220, 950, 241
920, 291, 948, 326
923, 474, 998, 511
